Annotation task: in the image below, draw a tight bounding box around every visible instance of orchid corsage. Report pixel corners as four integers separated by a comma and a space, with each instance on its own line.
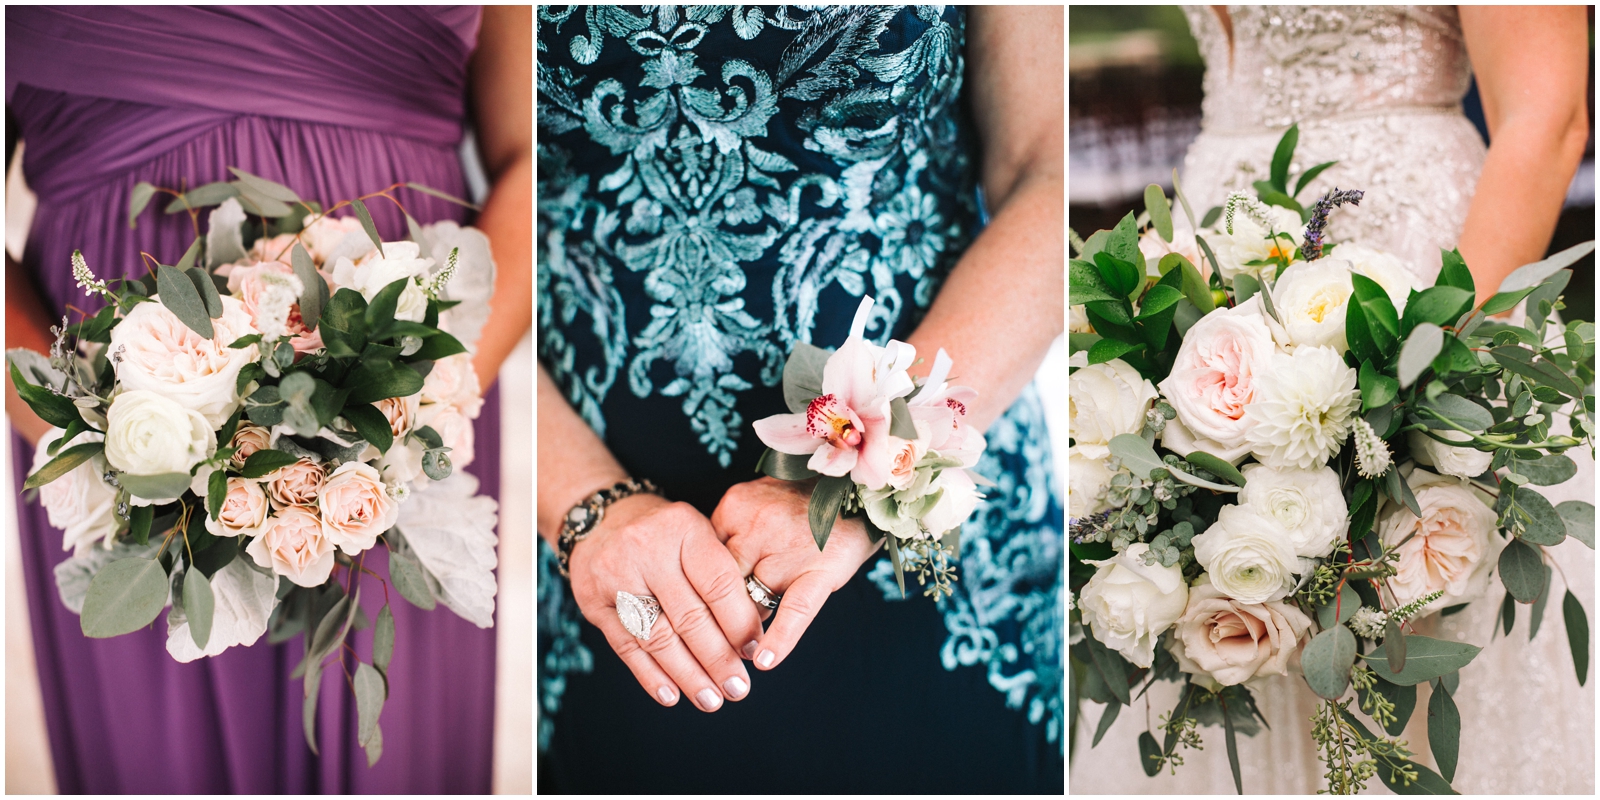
751, 296, 990, 598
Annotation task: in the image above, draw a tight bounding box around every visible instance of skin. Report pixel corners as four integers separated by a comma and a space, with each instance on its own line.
5, 6, 533, 443
541, 5, 1064, 698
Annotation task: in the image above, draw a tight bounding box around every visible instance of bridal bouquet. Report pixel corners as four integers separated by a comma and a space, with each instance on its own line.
10, 169, 499, 766
750, 296, 987, 598
1067, 126, 1596, 794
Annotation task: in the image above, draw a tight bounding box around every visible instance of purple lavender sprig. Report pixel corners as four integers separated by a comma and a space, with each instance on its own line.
1300, 187, 1364, 262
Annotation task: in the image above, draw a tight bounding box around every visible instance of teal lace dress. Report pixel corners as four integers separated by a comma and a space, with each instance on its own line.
537, 7, 1063, 791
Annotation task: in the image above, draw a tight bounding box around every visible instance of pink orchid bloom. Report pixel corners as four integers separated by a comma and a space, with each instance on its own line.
753, 297, 914, 490
907, 348, 986, 466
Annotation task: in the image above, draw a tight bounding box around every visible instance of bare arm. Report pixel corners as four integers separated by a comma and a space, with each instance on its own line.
6, 237, 57, 445
1457, 6, 1589, 300
465, 5, 533, 393
536, 364, 629, 548
903, 5, 1064, 431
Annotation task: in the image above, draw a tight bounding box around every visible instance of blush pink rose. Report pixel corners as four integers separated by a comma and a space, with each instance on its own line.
420, 353, 482, 411
318, 462, 399, 555
229, 423, 273, 469
207, 477, 270, 537
376, 395, 419, 439
1379, 468, 1502, 611
246, 505, 336, 587
268, 459, 326, 508
1167, 577, 1314, 691
1157, 298, 1279, 454
423, 404, 476, 471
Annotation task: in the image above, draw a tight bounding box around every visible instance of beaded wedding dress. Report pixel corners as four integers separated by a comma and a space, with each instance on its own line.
1071, 6, 1595, 793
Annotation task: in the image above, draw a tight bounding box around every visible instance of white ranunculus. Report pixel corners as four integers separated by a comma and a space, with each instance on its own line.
104, 389, 216, 478
1077, 543, 1189, 668
1167, 574, 1314, 691
1237, 463, 1348, 558
1271, 258, 1354, 352
330, 241, 434, 322
1068, 448, 1115, 519
1210, 205, 1304, 284
32, 429, 120, 555
1192, 504, 1301, 604
1339, 244, 1420, 315
1068, 358, 1158, 460
1408, 428, 1494, 480
1379, 468, 1502, 611
1158, 301, 1278, 453
1244, 346, 1360, 469
109, 295, 260, 427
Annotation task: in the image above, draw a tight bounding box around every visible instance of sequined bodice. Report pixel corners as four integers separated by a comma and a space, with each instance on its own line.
1185, 5, 1472, 134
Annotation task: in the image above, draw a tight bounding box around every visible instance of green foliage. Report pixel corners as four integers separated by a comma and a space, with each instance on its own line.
81, 557, 169, 638
1303, 625, 1358, 699
807, 476, 852, 551
1360, 636, 1482, 686
183, 567, 215, 650
1565, 590, 1589, 686
388, 548, 436, 611
1427, 679, 1460, 782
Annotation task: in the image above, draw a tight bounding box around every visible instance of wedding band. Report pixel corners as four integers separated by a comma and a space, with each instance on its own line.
616, 591, 662, 640
746, 574, 781, 610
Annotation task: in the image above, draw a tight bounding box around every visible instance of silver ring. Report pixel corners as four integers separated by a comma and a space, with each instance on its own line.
616, 591, 662, 640
746, 574, 781, 611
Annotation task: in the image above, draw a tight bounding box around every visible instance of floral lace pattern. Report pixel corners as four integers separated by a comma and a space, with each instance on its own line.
537, 5, 1062, 753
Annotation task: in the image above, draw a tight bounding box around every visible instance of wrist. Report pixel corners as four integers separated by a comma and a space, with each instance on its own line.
554, 477, 663, 578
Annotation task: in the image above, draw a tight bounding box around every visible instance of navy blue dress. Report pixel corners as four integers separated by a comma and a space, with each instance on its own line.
536, 7, 1063, 791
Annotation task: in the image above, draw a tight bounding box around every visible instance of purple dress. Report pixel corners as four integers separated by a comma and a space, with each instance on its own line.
6, 8, 499, 793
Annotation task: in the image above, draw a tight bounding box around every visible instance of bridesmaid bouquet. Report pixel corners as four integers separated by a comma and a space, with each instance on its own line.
9, 169, 499, 766
751, 296, 988, 599
1067, 126, 1596, 794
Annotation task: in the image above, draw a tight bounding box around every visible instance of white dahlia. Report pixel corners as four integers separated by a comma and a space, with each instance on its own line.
1244, 346, 1360, 469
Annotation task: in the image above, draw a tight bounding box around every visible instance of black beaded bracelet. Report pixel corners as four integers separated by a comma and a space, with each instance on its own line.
555, 478, 661, 578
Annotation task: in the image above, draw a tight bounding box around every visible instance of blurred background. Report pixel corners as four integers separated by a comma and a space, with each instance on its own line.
3, 137, 534, 793
1068, 5, 1595, 320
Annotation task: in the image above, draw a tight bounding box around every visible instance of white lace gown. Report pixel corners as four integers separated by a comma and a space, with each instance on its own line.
1071, 6, 1596, 794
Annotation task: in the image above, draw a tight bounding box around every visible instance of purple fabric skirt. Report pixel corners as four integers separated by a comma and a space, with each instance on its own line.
11, 111, 499, 793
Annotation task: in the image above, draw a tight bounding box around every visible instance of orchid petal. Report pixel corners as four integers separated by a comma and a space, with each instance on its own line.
909, 348, 955, 406
851, 420, 894, 490
823, 337, 878, 410
808, 442, 857, 477
753, 413, 821, 455
848, 296, 875, 340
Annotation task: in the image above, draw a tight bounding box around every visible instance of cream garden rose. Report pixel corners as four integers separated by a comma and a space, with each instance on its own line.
1408, 429, 1494, 480
1158, 300, 1278, 456
32, 429, 120, 555
1191, 504, 1301, 604
1379, 468, 1503, 610
1168, 576, 1314, 691
318, 462, 399, 555
104, 389, 215, 479
376, 394, 419, 440
247, 505, 336, 588
1068, 448, 1115, 520
1237, 463, 1348, 558
109, 295, 260, 427
1077, 543, 1189, 668
207, 477, 269, 537
1270, 258, 1354, 352
1068, 358, 1157, 460
1244, 345, 1360, 469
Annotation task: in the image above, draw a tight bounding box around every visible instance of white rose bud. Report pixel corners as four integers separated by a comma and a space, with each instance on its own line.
1191, 504, 1301, 604
1077, 543, 1189, 668
1408, 428, 1493, 480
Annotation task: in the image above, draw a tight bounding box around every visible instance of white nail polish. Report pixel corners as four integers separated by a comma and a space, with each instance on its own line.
724, 676, 749, 699
656, 686, 676, 705
756, 650, 775, 669
696, 687, 723, 710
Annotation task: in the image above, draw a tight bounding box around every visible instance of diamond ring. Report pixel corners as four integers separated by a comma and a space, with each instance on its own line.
745, 574, 782, 611
616, 591, 662, 640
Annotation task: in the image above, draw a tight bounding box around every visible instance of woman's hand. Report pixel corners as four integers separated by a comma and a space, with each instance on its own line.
710, 477, 882, 671
567, 492, 764, 712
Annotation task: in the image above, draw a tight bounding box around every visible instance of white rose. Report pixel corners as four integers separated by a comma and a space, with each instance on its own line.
1237, 463, 1348, 558
1078, 543, 1190, 668
920, 468, 981, 536
330, 241, 434, 322
1379, 468, 1502, 611
298, 213, 372, 265
1158, 301, 1278, 453
1271, 258, 1353, 352
1068, 305, 1094, 334
1408, 429, 1494, 480
104, 389, 216, 478
1068, 358, 1158, 460
1160, 415, 1254, 466
1068, 448, 1115, 519
1339, 244, 1420, 315
1192, 504, 1301, 604
420, 352, 482, 411
1210, 205, 1304, 284
32, 429, 120, 555
109, 295, 260, 427
1244, 345, 1360, 469
1167, 575, 1314, 691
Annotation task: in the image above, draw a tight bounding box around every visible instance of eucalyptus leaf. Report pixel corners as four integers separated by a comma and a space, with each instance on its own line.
1092, 700, 1121, 748
24, 441, 103, 490
1498, 240, 1596, 293
1383, 620, 1406, 673
349, 198, 385, 253
164, 181, 239, 213
156, 263, 215, 339
183, 567, 214, 650
373, 604, 395, 672
888, 397, 917, 440
1317, 583, 1360, 630
291, 244, 325, 331
1138, 731, 1162, 777
128, 181, 157, 228
1508, 454, 1578, 486
1109, 433, 1238, 493
303, 672, 322, 755
1508, 485, 1566, 546
355, 661, 385, 746
1414, 393, 1493, 431
1302, 625, 1357, 699
389, 549, 436, 610
1084, 634, 1131, 706
1144, 184, 1173, 242
1184, 451, 1245, 486
364, 723, 384, 767
227, 166, 301, 203
81, 557, 170, 638
1397, 323, 1444, 389
1556, 501, 1594, 549
1428, 680, 1460, 782
1530, 564, 1554, 642
1360, 635, 1481, 686
120, 471, 193, 501
1498, 538, 1546, 602
405, 182, 480, 210
1565, 590, 1589, 686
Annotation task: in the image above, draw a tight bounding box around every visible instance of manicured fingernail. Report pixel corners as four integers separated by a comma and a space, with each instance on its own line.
696, 688, 723, 711
656, 686, 677, 705
724, 676, 749, 699
756, 650, 776, 669
741, 640, 759, 660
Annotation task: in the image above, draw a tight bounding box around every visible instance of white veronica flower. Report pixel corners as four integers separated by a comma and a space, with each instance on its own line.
1353, 417, 1392, 479
1244, 346, 1360, 469
253, 270, 304, 341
